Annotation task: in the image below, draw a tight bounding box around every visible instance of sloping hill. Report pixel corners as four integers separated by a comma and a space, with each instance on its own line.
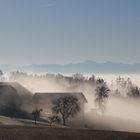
0, 115, 139, 140
0, 125, 139, 140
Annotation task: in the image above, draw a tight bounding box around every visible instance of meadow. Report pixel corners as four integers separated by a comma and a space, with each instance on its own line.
0, 125, 140, 140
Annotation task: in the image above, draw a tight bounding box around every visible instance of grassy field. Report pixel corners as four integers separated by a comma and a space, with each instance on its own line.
0, 125, 139, 140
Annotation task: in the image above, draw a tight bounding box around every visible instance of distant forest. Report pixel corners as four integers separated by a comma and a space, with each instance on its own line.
0, 70, 138, 99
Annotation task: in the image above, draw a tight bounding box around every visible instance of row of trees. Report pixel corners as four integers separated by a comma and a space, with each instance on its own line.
7, 71, 140, 99
9, 71, 140, 97
111, 76, 140, 98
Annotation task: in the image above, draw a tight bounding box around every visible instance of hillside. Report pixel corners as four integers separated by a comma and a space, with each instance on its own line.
0, 115, 139, 140
0, 125, 139, 140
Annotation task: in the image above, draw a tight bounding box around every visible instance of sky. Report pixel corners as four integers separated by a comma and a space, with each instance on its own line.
0, 0, 140, 65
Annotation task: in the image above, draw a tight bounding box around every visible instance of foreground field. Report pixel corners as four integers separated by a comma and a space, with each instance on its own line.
0, 125, 140, 140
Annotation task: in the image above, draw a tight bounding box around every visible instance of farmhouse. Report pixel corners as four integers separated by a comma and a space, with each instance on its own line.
0, 82, 32, 102
0, 82, 88, 126
0, 82, 32, 117
33, 92, 87, 126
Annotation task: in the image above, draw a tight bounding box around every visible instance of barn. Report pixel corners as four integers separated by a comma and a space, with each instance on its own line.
33, 92, 88, 126
0, 82, 32, 117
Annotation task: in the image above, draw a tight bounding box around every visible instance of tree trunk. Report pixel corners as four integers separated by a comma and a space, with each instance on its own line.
62, 116, 66, 126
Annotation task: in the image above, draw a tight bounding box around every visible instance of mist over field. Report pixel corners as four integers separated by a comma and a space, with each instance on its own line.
97, 74, 140, 85
0, 0, 140, 139
0, 71, 139, 132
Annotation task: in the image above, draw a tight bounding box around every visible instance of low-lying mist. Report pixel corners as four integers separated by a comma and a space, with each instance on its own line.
2, 72, 140, 132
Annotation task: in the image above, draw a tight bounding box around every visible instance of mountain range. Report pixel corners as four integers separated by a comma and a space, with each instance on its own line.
1, 60, 140, 74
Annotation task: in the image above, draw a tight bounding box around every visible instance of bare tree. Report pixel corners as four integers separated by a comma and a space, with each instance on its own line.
52, 95, 81, 126
127, 86, 140, 98
96, 78, 105, 85
32, 109, 43, 124
89, 74, 95, 85
95, 81, 110, 116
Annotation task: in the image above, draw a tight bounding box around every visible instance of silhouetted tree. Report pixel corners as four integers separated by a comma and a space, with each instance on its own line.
52, 95, 81, 126
96, 78, 105, 85
116, 76, 130, 90
95, 82, 110, 116
89, 74, 95, 85
73, 73, 85, 83
127, 86, 140, 98
32, 109, 43, 124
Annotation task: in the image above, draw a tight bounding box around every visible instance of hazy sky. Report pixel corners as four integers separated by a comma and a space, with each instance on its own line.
0, 0, 140, 65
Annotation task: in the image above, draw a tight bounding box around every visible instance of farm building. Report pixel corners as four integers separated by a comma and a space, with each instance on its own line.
0, 82, 88, 126
33, 92, 88, 126
0, 82, 32, 102
0, 82, 32, 117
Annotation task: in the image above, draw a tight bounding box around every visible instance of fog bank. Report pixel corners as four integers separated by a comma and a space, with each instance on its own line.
2, 72, 140, 132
